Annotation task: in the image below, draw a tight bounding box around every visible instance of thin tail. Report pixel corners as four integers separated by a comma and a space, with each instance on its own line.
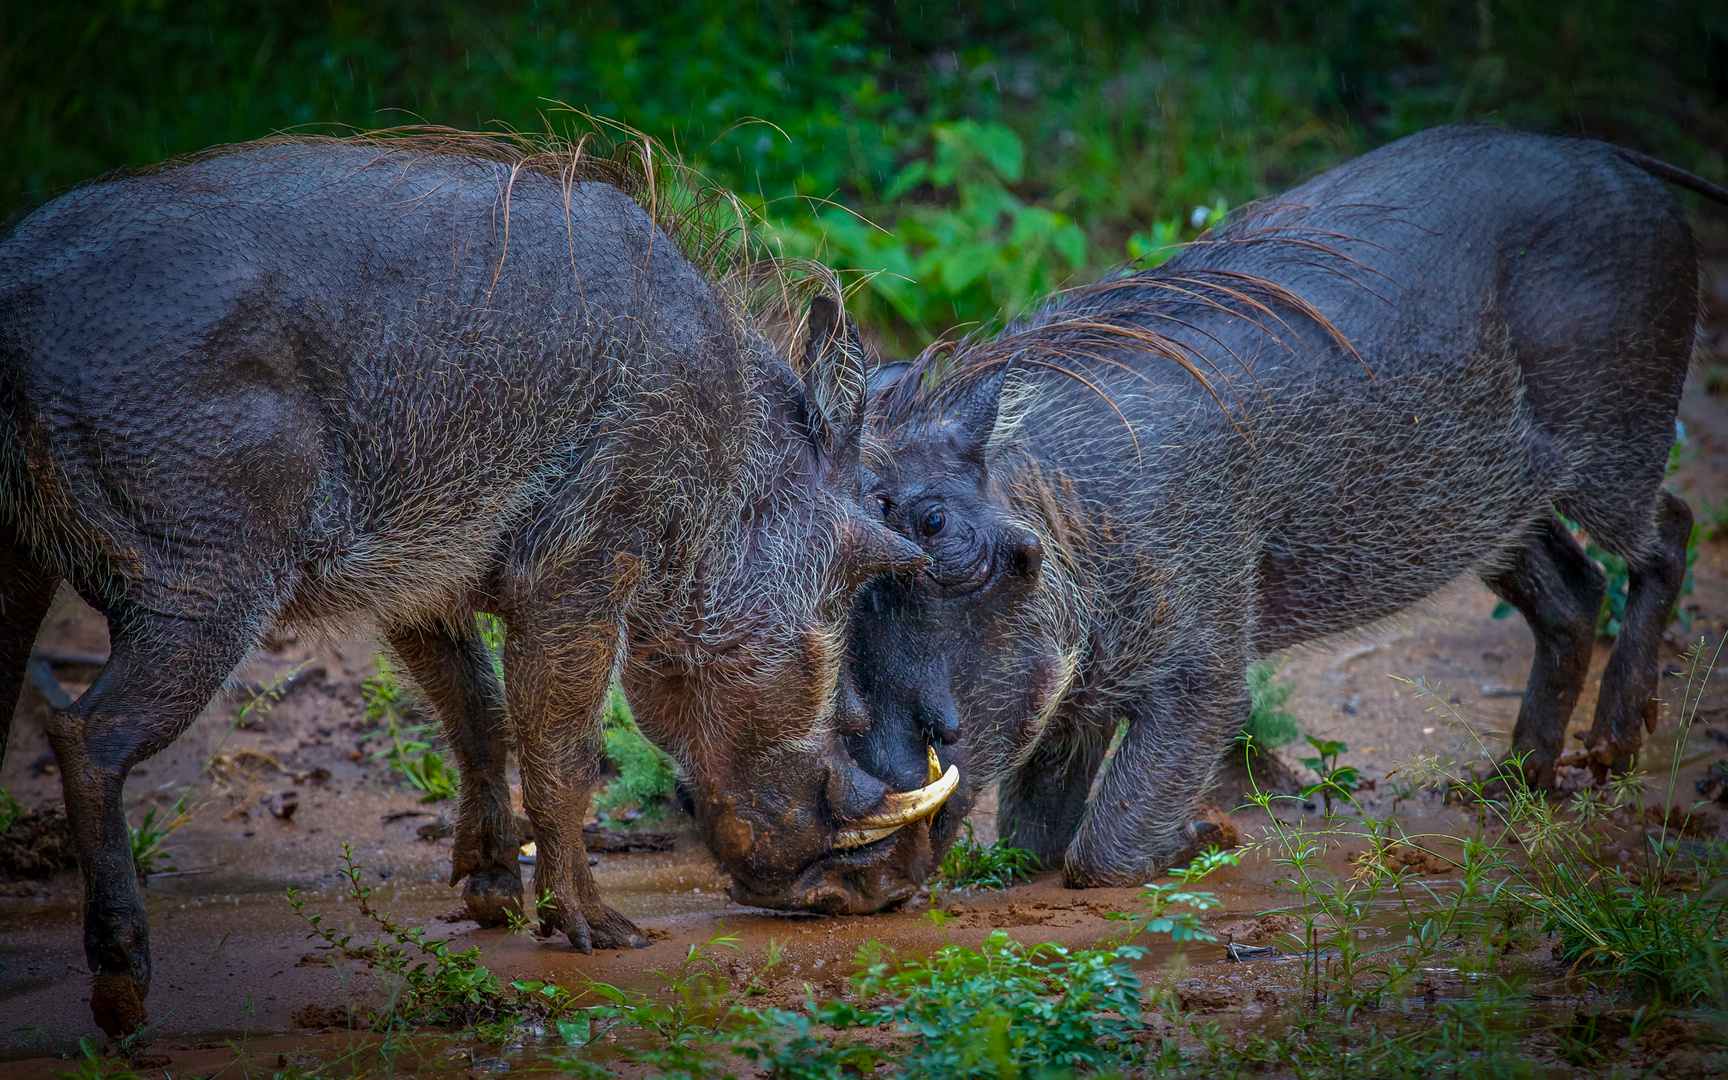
1613, 147, 1728, 206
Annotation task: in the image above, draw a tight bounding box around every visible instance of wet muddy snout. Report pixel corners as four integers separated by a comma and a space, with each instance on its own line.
707, 745, 962, 914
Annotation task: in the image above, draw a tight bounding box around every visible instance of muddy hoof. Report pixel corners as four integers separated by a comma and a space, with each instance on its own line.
1190, 811, 1241, 852
587, 905, 650, 951
1578, 735, 1638, 782
1061, 857, 1135, 890
1484, 756, 1554, 797
547, 903, 650, 953
462, 866, 523, 927
91, 972, 147, 1037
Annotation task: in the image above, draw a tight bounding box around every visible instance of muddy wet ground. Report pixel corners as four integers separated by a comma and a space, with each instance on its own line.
8, 273, 1728, 1075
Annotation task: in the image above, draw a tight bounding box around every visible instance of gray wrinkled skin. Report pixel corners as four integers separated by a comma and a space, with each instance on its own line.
832, 124, 1709, 902
0, 135, 921, 1034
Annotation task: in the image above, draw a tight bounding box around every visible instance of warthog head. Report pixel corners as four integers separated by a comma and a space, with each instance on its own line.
619, 299, 976, 913
720, 356, 1079, 912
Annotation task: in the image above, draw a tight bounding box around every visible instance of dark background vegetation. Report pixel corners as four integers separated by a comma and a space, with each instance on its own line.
4, 0, 1726, 351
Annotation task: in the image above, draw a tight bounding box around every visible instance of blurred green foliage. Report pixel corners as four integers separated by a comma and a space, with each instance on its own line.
595, 685, 678, 825
4, 1, 1725, 352
1242, 657, 1302, 751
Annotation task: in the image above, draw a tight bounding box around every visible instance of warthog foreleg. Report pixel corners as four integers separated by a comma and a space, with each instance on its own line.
1586, 490, 1693, 777
1482, 513, 1606, 789
387, 621, 520, 926
1063, 650, 1250, 888
996, 724, 1108, 866
47, 595, 263, 1036
503, 611, 647, 952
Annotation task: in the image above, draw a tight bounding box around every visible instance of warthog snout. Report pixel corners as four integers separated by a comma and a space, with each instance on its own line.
712, 743, 960, 914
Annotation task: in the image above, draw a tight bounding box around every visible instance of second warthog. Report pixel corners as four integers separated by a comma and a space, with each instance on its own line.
783, 124, 1727, 903
0, 130, 948, 1034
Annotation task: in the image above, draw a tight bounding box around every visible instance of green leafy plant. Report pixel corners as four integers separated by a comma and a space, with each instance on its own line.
124, 663, 313, 881
1110, 846, 1239, 944
476, 613, 506, 683
831, 930, 1147, 1078
1509, 638, 1728, 1004
374, 720, 460, 803
127, 803, 188, 878
361, 653, 409, 726
935, 822, 1040, 891
781, 119, 1089, 339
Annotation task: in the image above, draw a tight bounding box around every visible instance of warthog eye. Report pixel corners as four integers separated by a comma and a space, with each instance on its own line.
920, 509, 945, 537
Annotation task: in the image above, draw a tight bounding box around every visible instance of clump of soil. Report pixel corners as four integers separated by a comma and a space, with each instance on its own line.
290, 1003, 358, 1030
1355, 843, 1456, 875
0, 805, 75, 880
1211, 912, 1302, 946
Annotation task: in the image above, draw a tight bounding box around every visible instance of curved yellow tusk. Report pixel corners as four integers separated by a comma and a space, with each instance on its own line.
833, 753, 959, 849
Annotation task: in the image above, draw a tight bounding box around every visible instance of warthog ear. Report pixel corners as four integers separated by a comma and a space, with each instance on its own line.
952, 363, 1009, 463
866, 360, 911, 402
798, 295, 867, 458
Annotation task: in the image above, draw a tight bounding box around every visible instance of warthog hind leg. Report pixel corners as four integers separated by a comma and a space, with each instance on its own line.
387, 621, 521, 926
1585, 491, 1692, 777
1481, 513, 1605, 789
49, 591, 266, 1036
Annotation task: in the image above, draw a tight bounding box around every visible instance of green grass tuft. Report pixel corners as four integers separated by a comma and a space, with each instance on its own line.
936, 822, 1041, 891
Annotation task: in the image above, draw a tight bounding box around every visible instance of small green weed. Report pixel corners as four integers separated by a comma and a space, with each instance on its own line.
0, 785, 23, 833
122, 662, 310, 880
366, 654, 458, 802
289, 845, 503, 1026
1296, 735, 1360, 815
127, 803, 187, 878
1189, 640, 1728, 1077
1110, 846, 1238, 944
779, 119, 1089, 339
361, 653, 408, 725
476, 612, 506, 683
744, 930, 1148, 1079
1509, 637, 1728, 1004
935, 822, 1040, 890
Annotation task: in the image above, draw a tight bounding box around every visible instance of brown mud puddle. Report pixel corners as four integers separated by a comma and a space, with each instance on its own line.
8, 274, 1728, 1075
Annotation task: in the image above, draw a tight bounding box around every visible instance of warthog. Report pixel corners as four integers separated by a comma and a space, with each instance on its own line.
0, 130, 933, 1034
765, 124, 1728, 908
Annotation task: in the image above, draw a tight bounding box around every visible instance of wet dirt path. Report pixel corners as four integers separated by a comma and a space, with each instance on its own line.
7, 272, 1728, 1073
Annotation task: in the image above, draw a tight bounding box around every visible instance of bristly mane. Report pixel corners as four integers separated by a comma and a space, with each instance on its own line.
51, 122, 849, 374
872, 215, 1373, 446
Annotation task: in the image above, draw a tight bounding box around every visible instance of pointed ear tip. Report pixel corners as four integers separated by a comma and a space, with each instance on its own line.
807, 294, 841, 327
